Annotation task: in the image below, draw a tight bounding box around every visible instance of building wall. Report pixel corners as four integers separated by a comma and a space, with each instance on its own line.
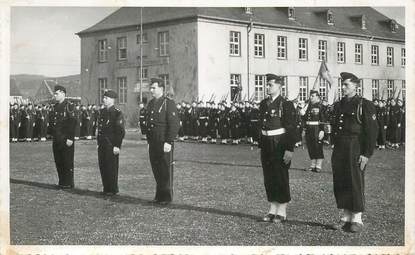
197, 19, 405, 102
79, 20, 198, 126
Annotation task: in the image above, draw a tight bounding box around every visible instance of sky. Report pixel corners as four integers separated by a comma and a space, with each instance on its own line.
10, 6, 405, 77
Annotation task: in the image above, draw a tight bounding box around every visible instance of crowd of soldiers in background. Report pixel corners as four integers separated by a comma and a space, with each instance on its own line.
9, 102, 103, 142
139, 96, 406, 150
9, 95, 405, 150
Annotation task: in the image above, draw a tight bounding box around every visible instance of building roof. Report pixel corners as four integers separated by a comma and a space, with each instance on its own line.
77, 7, 404, 42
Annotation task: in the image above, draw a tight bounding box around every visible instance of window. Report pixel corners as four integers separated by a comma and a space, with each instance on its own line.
117, 37, 127, 61
387, 80, 394, 98
98, 78, 108, 103
288, 7, 295, 20
254, 33, 265, 57
355, 44, 362, 64
361, 15, 367, 30
390, 20, 398, 32
319, 77, 329, 100
402, 80, 406, 100
230, 74, 241, 101
357, 80, 363, 96
318, 40, 327, 61
245, 7, 252, 15
137, 67, 148, 81
277, 36, 287, 59
254, 75, 265, 102
337, 78, 342, 99
337, 42, 345, 63
117, 77, 127, 104
158, 31, 169, 56
299, 77, 308, 102
281, 77, 288, 98
372, 80, 379, 100
327, 10, 334, 25
387, 47, 394, 66
401, 48, 405, 67
136, 33, 148, 44
98, 39, 108, 62
299, 38, 308, 60
230, 31, 241, 56
371, 45, 379, 65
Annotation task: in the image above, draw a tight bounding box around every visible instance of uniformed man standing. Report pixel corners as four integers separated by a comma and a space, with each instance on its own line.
138, 102, 147, 138
50, 85, 77, 189
259, 74, 296, 223
146, 78, 180, 205
302, 90, 326, 172
97, 90, 125, 196
330, 72, 378, 233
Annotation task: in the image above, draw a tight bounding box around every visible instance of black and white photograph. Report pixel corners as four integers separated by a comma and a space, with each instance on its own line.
1, 1, 413, 254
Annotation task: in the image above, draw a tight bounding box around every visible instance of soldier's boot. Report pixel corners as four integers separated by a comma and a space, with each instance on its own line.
350, 212, 363, 233
87, 135, 92, 140
221, 139, 227, 144
314, 159, 323, 172
211, 138, 216, 144
306, 159, 316, 171
75, 137, 79, 140
26, 138, 31, 142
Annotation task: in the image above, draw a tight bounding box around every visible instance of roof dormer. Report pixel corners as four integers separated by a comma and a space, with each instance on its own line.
390, 19, 398, 33
361, 15, 367, 30
288, 7, 295, 20
327, 9, 334, 25
245, 7, 253, 15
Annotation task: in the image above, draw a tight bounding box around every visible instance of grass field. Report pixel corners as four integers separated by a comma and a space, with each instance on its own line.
10, 131, 405, 246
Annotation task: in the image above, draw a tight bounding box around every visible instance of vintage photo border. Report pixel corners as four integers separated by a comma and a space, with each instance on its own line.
0, 0, 413, 254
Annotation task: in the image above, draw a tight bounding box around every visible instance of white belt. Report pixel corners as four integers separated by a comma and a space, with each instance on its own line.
306, 121, 319, 125
261, 128, 286, 136
199, 117, 208, 120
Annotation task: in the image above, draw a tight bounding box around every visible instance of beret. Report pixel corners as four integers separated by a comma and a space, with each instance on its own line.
103, 89, 118, 99
266, 73, 284, 84
54, 85, 66, 93
340, 72, 359, 83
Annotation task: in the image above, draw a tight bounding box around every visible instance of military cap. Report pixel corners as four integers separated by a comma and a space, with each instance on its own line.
340, 72, 359, 83
150, 77, 165, 87
103, 89, 118, 99
310, 89, 320, 96
54, 85, 66, 93
266, 73, 284, 84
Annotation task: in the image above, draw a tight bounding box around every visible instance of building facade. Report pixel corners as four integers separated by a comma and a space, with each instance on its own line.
77, 7, 405, 123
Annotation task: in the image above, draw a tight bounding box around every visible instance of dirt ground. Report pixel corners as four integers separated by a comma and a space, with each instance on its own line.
10, 131, 405, 246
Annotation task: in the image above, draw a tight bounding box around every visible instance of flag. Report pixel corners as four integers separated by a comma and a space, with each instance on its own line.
315, 61, 337, 104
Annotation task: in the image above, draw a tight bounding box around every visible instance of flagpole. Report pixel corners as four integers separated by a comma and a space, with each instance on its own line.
139, 7, 143, 103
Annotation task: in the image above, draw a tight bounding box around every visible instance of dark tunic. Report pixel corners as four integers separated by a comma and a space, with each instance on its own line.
376, 106, 388, 146
303, 102, 325, 159
258, 95, 296, 203
97, 105, 125, 194
50, 100, 77, 187
146, 96, 180, 202
331, 95, 378, 212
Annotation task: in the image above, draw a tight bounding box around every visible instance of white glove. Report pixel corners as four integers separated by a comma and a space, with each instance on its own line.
164, 143, 172, 153
113, 147, 120, 155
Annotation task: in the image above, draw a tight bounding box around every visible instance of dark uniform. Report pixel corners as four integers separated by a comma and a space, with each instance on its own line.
146, 93, 180, 203
330, 74, 378, 213
139, 106, 148, 136
303, 100, 326, 163
259, 91, 297, 203
97, 90, 125, 195
50, 86, 77, 188
376, 101, 388, 148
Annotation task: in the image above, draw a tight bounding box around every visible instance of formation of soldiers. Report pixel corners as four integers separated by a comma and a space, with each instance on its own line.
137, 96, 406, 149
9, 102, 104, 142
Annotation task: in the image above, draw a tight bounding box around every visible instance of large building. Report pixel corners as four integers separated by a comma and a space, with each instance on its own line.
77, 7, 405, 122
